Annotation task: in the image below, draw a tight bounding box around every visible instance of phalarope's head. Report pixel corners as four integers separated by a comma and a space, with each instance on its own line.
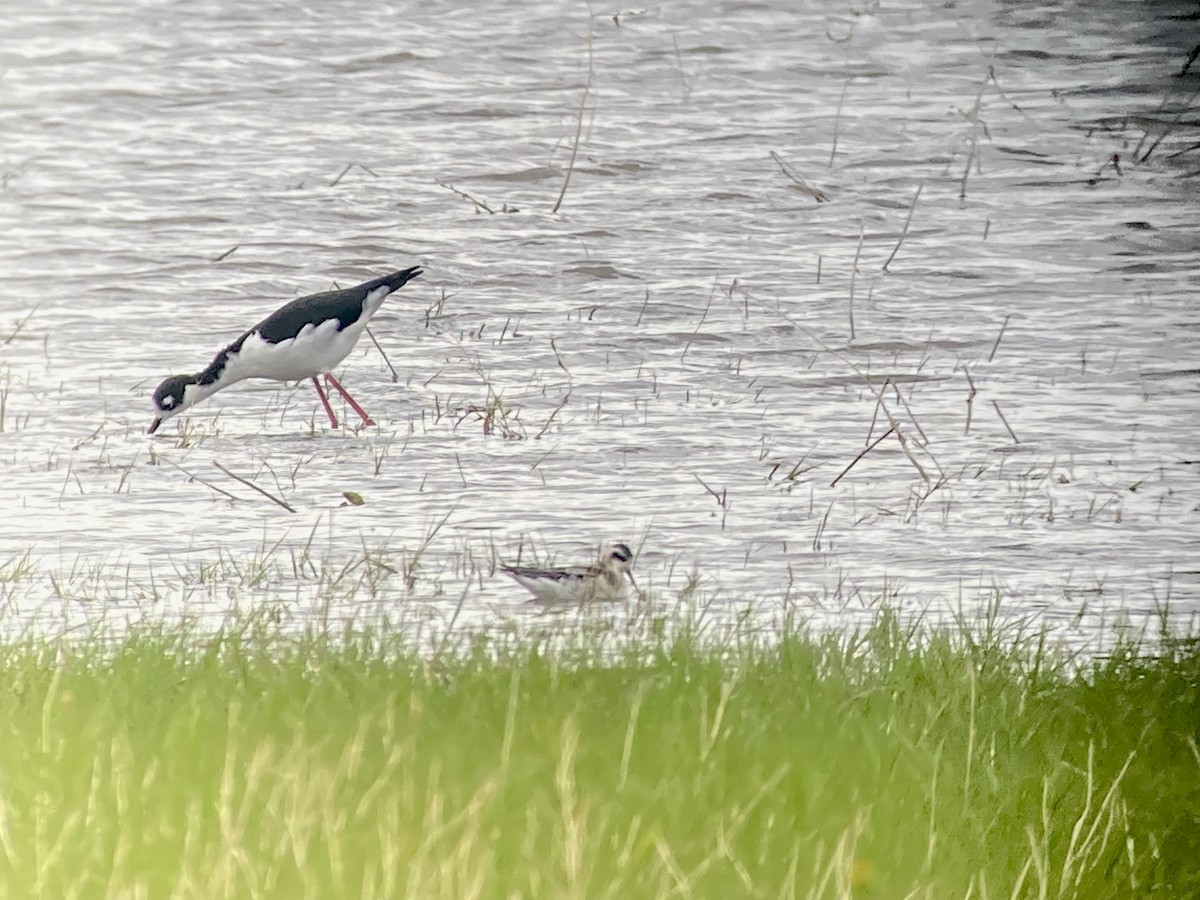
148, 374, 200, 434
609, 543, 634, 568
607, 542, 639, 596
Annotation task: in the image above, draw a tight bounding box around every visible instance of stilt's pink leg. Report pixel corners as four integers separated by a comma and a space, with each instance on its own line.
310, 376, 339, 428
324, 373, 375, 426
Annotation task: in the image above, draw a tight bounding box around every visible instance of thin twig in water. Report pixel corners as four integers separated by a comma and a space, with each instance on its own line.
991, 400, 1019, 444
552, 21, 595, 214
365, 327, 400, 382
988, 314, 1011, 362
213, 461, 296, 513
1140, 84, 1200, 164
160, 457, 241, 503
1181, 43, 1200, 78
984, 67, 1031, 119
1133, 87, 1178, 160
2, 304, 40, 346
329, 162, 377, 187
635, 286, 651, 327
693, 474, 728, 528
536, 338, 573, 439
536, 395, 570, 440
866, 378, 890, 445
882, 183, 922, 272
436, 180, 494, 214
964, 367, 977, 435
891, 382, 944, 478
736, 284, 935, 484
1087, 153, 1123, 185
213, 245, 238, 263
550, 337, 572, 380
832, 425, 896, 488
891, 382, 930, 448
848, 221, 864, 341
769, 151, 830, 202
672, 34, 691, 103
960, 138, 977, 199
830, 78, 849, 167
681, 276, 719, 360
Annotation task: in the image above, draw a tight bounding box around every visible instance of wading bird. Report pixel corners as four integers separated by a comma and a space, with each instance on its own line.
148, 267, 422, 434
501, 542, 638, 604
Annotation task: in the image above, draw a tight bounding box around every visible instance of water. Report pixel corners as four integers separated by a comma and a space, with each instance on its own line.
2, 0, 1197, 643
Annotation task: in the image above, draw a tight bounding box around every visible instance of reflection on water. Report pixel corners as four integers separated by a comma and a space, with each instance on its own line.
1, 0, 1197, 643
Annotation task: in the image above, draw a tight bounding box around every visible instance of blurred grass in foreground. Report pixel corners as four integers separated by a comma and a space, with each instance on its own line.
0, 610, 1196, 898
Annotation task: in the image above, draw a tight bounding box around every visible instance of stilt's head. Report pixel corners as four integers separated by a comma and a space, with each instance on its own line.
148, 374, 200, 434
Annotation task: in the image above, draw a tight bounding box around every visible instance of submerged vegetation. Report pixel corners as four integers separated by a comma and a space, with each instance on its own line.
0, 611, 1196, 898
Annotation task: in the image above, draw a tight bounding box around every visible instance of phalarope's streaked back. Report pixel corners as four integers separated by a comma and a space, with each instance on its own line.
501, 542, 637, 604
148, 267, 422, 434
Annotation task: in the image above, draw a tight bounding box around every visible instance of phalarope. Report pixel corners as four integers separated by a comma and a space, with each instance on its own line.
501, 542, 637, 604
148, 267, 422, 434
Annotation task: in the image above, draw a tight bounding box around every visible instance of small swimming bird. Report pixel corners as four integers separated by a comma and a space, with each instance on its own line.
148, 267, 422, 434
501, 542, 638, 604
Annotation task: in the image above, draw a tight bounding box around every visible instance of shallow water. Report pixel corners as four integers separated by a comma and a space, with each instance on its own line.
1, 0, 1198, 643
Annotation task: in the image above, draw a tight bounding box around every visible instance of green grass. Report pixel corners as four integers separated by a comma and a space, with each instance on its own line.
0, 611, 1197, 898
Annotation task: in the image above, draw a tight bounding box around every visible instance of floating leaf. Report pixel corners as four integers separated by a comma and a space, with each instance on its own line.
342, 491, 365, 506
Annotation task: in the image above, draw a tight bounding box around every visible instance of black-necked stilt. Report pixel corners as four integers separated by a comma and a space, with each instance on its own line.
501, 543, 638, 604
148, 267, 422, 434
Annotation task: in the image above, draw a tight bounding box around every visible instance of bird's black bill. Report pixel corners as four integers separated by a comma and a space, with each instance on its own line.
148, 417, 162, 435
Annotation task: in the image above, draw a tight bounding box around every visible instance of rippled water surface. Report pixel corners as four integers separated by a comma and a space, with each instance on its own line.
2, 0, 1198, 641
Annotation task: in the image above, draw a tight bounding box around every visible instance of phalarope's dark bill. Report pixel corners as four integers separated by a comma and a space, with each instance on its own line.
501, 542, 637, 605
148, 267, 423, 434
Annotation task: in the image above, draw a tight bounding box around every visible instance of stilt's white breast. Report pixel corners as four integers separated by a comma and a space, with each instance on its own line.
224, 286, 391, 384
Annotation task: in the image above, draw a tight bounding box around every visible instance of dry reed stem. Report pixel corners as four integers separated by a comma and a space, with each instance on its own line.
1139, 84, 1200, 164
893, 386, 945, 479
329, 162, 377, 187
535, 338, 573, 439
848, 221, 863, 340
988, 314, 1011, 362
831, 425, 896, 487
866, 378, 890, 445
552, 21, 595, 214
681, 277, 719, 360
955, 71, 993, 200
365, 327, 400, 382
693, 474, 727, 508
768, 151, 830, 202
1181, 43, 1200, 77
991, 400, 1019, 444
1133, 86, 1178, 160
214, 461, 296, 513
160, 457, 241, 503
891, 383, 932, 450
830, 78, 849, 167
881, 183, 923, 272
964, 367, 977, 435
739, 285, 934, 483
437, 180, 494, 214
672, 34, 691, 103
635, 287, 651, 327
2, 305, 39, 347
960, 137, 977, 199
